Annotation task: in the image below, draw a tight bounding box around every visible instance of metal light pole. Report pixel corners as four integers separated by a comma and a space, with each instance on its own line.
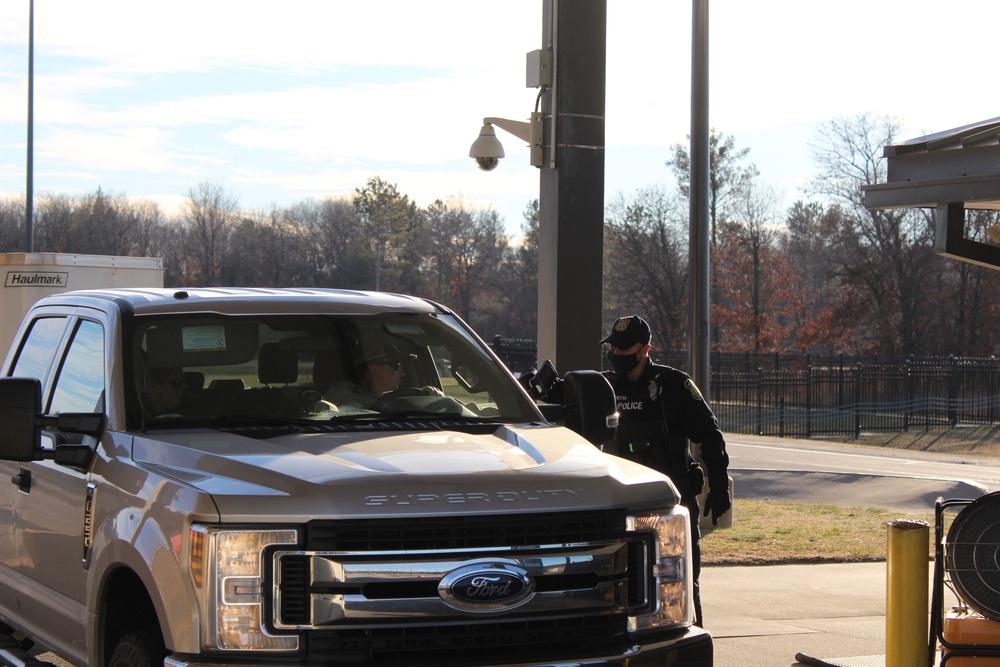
688, 0, 710, 397
25, 0, 34, 252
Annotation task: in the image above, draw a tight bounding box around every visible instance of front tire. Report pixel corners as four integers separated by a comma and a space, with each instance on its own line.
107, 629, 165, 667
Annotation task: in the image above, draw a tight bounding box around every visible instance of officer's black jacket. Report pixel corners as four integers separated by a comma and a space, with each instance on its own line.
604, 360, 729, 497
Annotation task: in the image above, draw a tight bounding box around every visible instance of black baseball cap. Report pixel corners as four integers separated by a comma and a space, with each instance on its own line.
601, 315, 651, 348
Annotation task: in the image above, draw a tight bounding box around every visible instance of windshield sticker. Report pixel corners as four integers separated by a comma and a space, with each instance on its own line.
181, 325, 227, 352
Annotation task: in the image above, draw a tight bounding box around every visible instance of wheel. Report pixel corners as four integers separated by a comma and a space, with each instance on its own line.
107, 629, 165, 667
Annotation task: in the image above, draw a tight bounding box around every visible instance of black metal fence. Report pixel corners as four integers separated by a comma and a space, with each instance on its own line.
488, 338, 1000, 438
491, 336, 540, 375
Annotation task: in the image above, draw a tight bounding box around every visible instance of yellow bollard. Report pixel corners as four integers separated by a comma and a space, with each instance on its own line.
886, 519, 930, 667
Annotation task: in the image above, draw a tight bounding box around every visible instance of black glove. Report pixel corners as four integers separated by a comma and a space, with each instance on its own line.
517, 368, 545, 399
702, 487, 732, 526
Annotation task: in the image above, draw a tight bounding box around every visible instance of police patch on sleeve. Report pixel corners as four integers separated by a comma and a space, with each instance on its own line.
684, 378, 704, 401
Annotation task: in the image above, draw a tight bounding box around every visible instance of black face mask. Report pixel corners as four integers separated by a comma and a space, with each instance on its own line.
607, 349, 641, 375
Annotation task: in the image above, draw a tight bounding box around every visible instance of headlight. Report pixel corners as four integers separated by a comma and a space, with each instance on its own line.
628, 508, 694, 631
190, 526, 300, 652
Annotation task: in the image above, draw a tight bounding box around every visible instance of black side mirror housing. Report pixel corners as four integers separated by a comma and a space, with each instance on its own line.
562, 370, 619, 445
0, 377, 43, 461
0, 378, 105, 464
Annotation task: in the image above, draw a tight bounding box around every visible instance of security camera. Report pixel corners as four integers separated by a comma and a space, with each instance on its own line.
469, 123, 505, 171
475, 156, 500, 171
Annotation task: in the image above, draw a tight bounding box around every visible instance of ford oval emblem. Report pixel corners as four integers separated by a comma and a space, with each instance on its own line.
438, 560, 535, 613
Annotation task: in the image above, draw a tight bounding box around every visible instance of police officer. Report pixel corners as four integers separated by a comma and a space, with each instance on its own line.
602, 315, 731, 627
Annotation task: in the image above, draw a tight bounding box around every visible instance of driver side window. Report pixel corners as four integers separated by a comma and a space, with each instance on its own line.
50, 320, 106, 415
10, 316, 67, 382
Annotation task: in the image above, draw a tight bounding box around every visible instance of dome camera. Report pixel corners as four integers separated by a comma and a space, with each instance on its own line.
475, 156, 500, 171
469, 123, 505, 172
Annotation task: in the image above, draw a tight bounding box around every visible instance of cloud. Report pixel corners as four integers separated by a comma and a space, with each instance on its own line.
6, 1, 539, 74
4, 0, 1000, 236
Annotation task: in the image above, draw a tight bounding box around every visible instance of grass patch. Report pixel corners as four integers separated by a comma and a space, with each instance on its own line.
701, 498, 934, 565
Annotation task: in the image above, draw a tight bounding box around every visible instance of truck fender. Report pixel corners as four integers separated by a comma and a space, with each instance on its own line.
87, 486, 217, 657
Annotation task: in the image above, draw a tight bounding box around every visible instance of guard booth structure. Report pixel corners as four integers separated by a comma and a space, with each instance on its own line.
863, 116, 1000, 270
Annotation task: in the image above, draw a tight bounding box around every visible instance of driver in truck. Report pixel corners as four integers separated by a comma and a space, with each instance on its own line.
325, 345, 418, 409
361, 353, 409, 394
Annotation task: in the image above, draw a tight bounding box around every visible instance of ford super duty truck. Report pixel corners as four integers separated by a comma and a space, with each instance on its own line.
0, 287, 712, 667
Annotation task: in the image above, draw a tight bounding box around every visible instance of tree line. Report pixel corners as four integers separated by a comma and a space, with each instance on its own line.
0, 177, 540, 341
606, 113, 1000, 357
3, 112, 1000, 357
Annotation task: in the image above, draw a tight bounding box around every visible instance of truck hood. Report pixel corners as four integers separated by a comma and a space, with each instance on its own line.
131, 423, 677, 520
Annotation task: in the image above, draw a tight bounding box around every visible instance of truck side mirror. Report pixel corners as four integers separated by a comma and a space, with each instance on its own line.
562, 370, 619, 445
0, 377, 43, 461
0, 379, 102, 464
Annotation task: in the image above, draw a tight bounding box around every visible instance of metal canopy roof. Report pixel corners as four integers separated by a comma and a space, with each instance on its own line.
863, 116, 1000, 269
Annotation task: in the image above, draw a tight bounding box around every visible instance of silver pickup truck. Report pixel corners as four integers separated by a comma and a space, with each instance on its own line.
0, 288, 712, 667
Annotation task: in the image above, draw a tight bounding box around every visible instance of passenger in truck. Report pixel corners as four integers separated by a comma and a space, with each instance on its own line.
142, 366, 186, 417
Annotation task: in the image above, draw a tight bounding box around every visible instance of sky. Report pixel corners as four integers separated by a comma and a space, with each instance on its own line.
1, 0, 999, 239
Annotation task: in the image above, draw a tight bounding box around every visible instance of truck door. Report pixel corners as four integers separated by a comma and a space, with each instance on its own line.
0, 315, 70, 624
11, 317, 105, 653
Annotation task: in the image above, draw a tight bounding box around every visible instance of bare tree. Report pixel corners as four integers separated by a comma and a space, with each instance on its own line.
122, 198, 163, 257
668, 129, 759, 248
182, 181, 239, 286
491, 201, 540, 339
1, 190, 163, 258
151, 219, 188, 286
669, 130, 759, 348
604, 186, 689, 349
808, 113, 938, 354
0, 196, 25, 252
68, 189, 162, 256
714, 182, 794, 353
307, 197, 370, 289
422, 199, 508, 327
33, 194, 75, 252
781, 201, 860, 353
225, 206, 310, 287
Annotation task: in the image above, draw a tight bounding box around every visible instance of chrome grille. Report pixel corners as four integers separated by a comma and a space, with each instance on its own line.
272, 510, 651, 665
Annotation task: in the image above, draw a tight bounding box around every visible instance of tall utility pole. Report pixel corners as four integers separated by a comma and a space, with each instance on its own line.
688, 0, 710, 397
536, 0, 607, 372
25, 0, 35, 252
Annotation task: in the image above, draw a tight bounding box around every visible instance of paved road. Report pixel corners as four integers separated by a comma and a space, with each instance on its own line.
727, 434, 1000, 513
728, 433, 1000, 488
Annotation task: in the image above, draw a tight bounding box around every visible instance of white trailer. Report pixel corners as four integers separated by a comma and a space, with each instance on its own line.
0, 252, 163, 356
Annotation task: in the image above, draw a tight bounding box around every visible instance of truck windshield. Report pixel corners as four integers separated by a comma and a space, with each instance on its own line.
128, 312, 540, 427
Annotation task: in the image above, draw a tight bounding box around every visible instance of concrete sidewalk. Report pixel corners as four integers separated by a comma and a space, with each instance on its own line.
703, 561, 946, 667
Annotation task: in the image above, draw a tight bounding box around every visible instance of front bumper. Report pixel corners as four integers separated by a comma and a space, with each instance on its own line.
164, 626, 713, 667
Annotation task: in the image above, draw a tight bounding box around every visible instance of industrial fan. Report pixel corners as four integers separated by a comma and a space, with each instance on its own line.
933, 492, 1000, 665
